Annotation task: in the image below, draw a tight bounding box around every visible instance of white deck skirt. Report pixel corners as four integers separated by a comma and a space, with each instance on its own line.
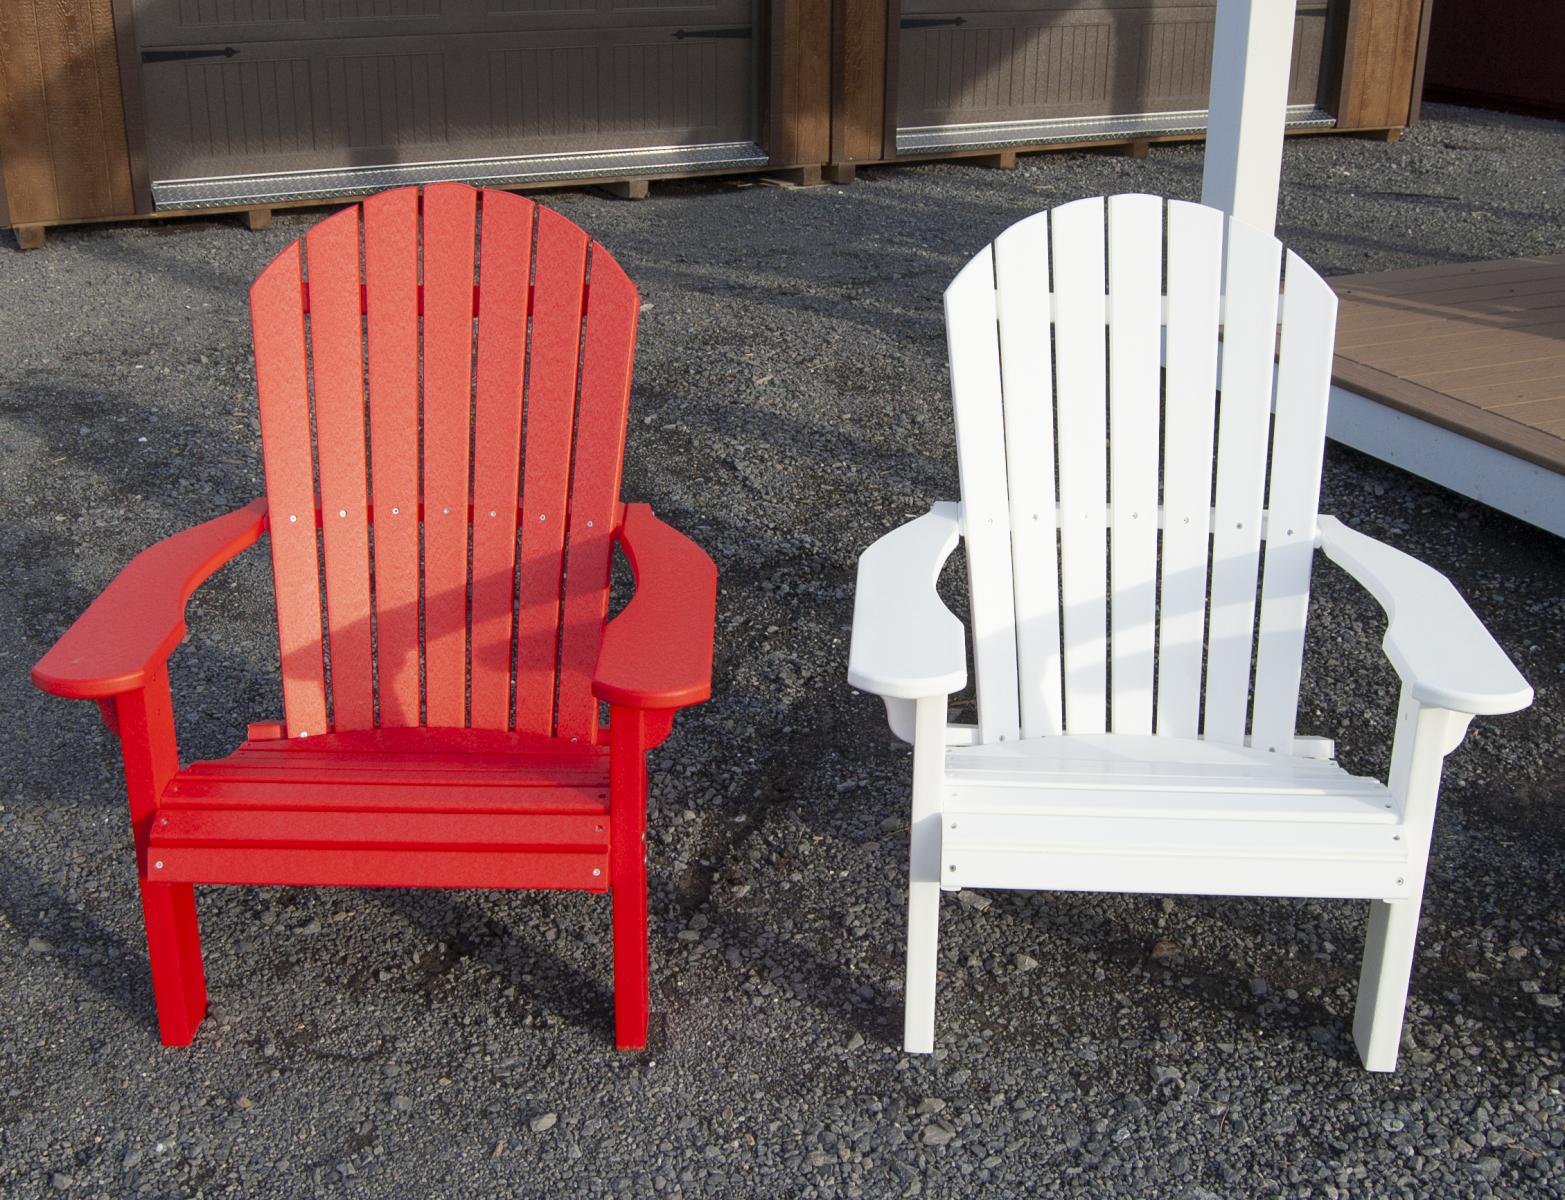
1328, 386, 1565, 539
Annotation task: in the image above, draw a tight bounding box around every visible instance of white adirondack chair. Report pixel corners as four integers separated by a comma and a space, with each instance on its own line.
848, 195, 1533, 1071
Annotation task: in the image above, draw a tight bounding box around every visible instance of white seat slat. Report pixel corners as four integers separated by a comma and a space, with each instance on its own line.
1106, 195, 1164, 735
1050, 197, 1109, 734
944, 248, 1021, 743
1251, 253, 1339, 752
994, 212, 1064, 738
1203, 218, 1283, 743
1155, 200, 1224, 737
944, 813, 1403, 856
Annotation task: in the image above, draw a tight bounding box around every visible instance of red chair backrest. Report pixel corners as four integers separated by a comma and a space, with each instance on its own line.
250, 184, 639, 741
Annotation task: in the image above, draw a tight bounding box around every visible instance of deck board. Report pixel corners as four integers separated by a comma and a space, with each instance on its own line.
1330, 255, 1565, 476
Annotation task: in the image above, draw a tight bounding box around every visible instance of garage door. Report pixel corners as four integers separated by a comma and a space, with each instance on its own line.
896, 1, 1334, 154
131, 0, 763, 208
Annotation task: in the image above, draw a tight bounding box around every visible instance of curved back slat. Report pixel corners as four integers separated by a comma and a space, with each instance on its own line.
363, 187, 421, 728
993, 211, 1061, 739
1050, 197, 1109, 736
419, 183, 478, 728
946, 246, 1020, 745
1155, 200, 1224, 738
250, 184, 638, 740
945, 194, 1337, 750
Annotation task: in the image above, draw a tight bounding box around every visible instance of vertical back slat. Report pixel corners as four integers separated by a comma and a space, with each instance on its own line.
1155, 200, 1224, 737
1105, 194, 1164, 734
1202, 216, 1283, 743
252, 246, 328, 737
1050, 197, 1109, 735
305, 206, 375, 731
1251, 252, 1338, 751
420, 183, 478, 728
994, 212, 1062, 738
468, 190, 535, 730
514, 208, 589, 736
946, 248, 1021, 744
362, 188, 421, 727
555, 246, 638, 742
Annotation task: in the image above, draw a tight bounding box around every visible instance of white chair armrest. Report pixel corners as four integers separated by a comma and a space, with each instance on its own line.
1316, 515, 1533, 716
848, 502, 967, 700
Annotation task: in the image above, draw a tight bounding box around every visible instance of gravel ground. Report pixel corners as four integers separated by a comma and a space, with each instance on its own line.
1, 102, 1562, 1198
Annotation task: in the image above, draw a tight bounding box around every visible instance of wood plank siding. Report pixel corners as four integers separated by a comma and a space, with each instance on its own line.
0, 0, 136, 227
1331, 256, 1565, 475
2, 1, 1432, 236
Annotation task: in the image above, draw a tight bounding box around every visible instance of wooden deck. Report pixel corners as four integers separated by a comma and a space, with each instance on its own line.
1327, 254, 1565, 535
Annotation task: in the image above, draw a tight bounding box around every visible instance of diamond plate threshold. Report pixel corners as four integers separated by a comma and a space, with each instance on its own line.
152, 141, 770, 210
897, 105, 1336, 155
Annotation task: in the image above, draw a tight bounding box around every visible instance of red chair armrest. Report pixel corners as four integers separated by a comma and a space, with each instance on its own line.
32, 499, 269, 700
592, 503, 716, 710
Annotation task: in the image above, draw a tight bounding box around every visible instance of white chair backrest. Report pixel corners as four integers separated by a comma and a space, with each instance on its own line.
946, 194, 1338, 751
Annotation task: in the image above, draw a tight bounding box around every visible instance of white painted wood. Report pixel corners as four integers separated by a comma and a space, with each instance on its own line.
1200, 0, 1296, 235
1203, 216, 1282, 743
1050, 197, 1110, 734
1106, 194, 1164, 734
904, 695, 949, 1053
1327, 384, 1565, 540
848, 502, 966, 700
994, 211, 1064, 738
847, 195, 1535, 1069
943, 846, 1407, 901
1156, 200, 1224, 737
1316, 517, 1533, 715
1354, 690, 1473, 1070
946, 251, 1022, 743
1250, 252, 1338, 752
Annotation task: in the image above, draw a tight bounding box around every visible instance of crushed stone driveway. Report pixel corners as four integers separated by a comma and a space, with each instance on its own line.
1, 103, 1562, 1198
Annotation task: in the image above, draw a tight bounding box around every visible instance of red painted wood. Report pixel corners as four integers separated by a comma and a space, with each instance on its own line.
31, 499, 266, 700
609, 705, 651, 1049
469, 189, 536, 729
252, 243, 329, 737
306, 206, 375, 730
515, 206, 589, 736
153, 807, 607, 852
33, 184, 720, 1052
116, 671, 207, 1045
419, 183, 478, 727
363, 188, 422, 726
594, 503, 717, 710
558, 247, 640, 741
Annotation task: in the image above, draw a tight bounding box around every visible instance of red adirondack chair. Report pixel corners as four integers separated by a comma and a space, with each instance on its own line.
31, 184, 717, 1051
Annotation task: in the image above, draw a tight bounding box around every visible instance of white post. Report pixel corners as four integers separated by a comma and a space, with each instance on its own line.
1201, 0, 1298, 234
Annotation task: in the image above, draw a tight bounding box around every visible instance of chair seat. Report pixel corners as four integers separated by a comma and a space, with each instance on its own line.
940, 734, 1406, 900
149, 728, 611, 891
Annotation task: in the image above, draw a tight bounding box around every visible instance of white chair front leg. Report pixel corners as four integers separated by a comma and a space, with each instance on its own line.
1354, 686, 1473, 1071
904, 694, 950, 1054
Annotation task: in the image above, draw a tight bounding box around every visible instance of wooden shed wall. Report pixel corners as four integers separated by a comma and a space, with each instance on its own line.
1422, 0, 1565, 120
0, 0, 135, 229
2, 0, 1432, 237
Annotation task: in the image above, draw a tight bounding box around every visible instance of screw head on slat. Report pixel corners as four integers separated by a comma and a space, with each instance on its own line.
289, 514, 298, 523
391, 507, 400, 516
592, 868, 602, 877
154, 861, 164, 870
339, 509, 347, 518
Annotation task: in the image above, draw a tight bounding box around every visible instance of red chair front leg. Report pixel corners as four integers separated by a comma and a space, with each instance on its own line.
116, 668, 207, 1045
608, 704, 658, 1050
